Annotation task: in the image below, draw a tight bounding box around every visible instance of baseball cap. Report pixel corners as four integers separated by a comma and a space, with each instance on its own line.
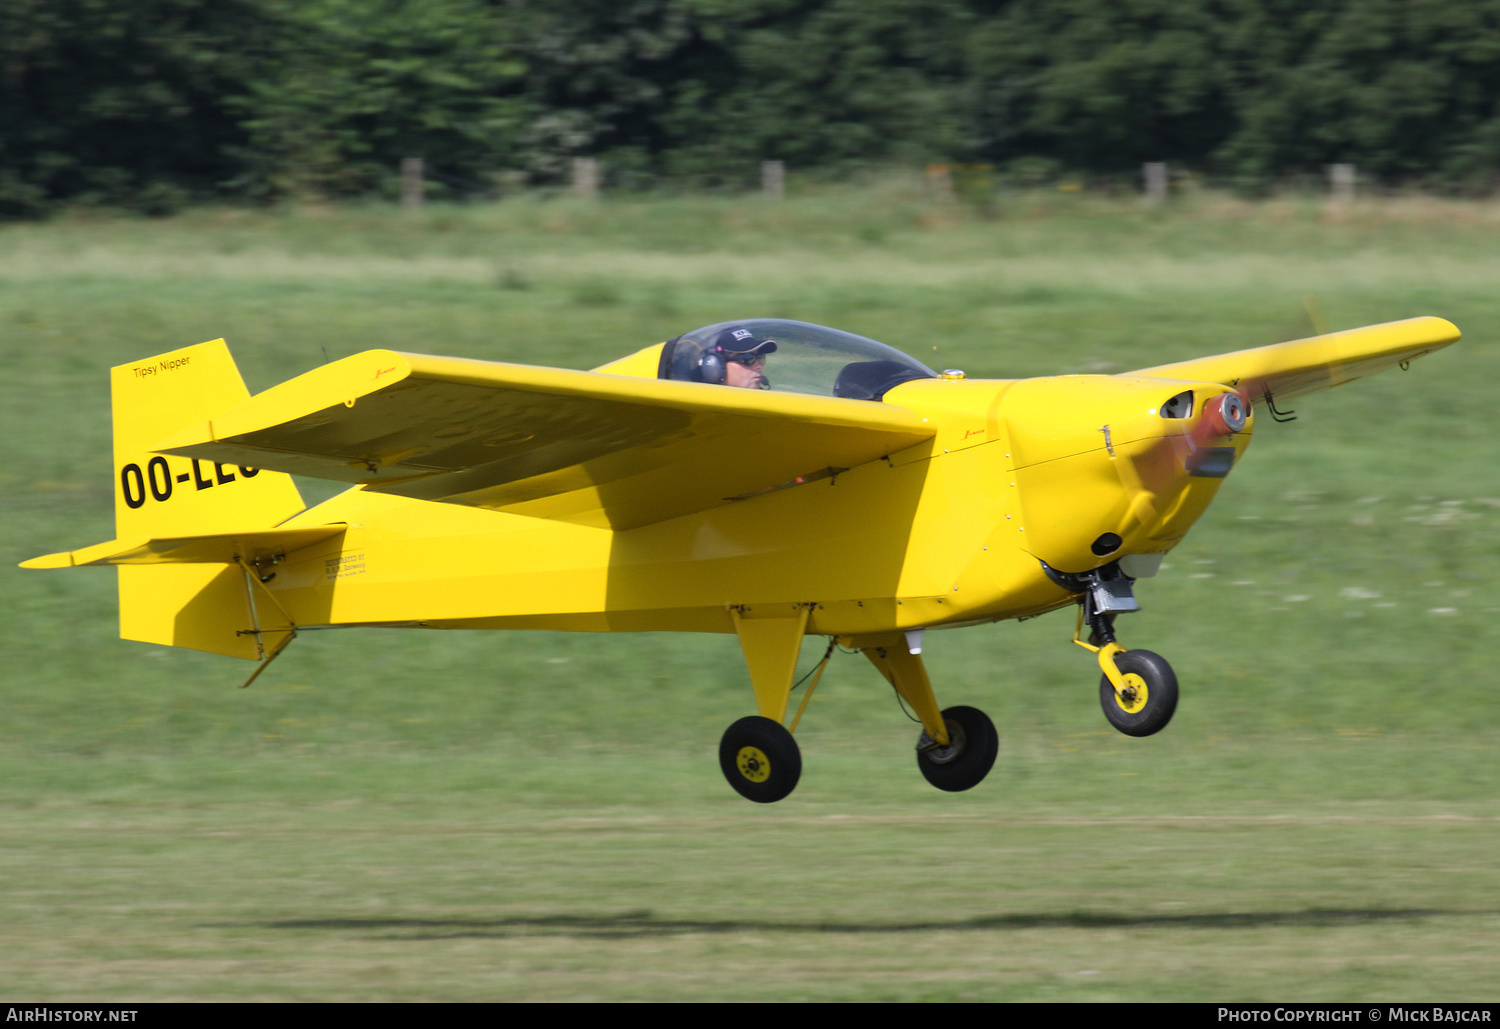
712, 327, 778, 361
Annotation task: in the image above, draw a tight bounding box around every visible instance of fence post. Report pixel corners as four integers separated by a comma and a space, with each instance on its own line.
401, 157, 424, 210
925, 164, 954, 202
762, 160, 785, 200
1328, 163, 1356, 202
572, 156, 600, 198
1143, 162, 1167, 204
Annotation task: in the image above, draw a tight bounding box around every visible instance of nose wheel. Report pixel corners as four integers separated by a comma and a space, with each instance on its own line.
1098, 649, 1178, 737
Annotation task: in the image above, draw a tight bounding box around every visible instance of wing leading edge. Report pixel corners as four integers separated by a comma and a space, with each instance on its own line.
155, 351, 936, 530
1129, 316, 1459, 404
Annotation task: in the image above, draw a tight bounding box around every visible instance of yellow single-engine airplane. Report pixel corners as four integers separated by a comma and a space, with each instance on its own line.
23, 316, 1458, 802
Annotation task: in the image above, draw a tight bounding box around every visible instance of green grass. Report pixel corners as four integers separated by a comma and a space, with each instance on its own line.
3, 752, 1497, 1001
2, 179, 1499, 1000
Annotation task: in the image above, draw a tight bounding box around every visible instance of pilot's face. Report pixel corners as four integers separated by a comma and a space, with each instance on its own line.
725, 356, 765, 388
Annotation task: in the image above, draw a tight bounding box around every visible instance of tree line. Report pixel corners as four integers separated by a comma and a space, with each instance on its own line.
4, 0, 1500, 216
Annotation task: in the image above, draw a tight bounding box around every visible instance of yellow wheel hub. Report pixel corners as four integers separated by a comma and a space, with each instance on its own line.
1114, 673, 1149, 714
736, 746, 772, 783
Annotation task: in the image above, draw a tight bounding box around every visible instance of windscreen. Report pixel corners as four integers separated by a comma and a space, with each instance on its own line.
661, 319, 937, 400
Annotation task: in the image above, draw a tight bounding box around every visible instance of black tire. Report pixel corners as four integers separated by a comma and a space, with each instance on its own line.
719, 716, 802, 803
1099, 649, 1178, 737
916, 705, 999, 793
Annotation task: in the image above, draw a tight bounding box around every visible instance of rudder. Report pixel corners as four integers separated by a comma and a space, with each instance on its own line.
112, 340, 305, 658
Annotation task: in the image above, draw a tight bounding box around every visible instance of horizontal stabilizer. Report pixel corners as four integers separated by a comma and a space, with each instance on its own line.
153, 351, 934, 529
22, 523, 345, 569
1129, 316, 1459, 403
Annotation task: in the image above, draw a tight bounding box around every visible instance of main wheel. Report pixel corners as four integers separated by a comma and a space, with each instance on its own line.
1099, 649, 1178, 737
916, 705, 999, 793
719, 716, 802, 803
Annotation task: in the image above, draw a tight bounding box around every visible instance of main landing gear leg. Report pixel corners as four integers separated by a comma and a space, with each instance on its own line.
860, 635, 998, 793
719, 605, 810, 803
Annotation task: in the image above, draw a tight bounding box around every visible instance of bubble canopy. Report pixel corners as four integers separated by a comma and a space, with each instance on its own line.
660, 319, 938, 401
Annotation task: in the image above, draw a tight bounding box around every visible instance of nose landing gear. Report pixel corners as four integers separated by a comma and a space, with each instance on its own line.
1069, 567, 1179, 738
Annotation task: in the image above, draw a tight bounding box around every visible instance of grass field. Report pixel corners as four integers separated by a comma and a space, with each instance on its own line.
3, 179, 1498, 1000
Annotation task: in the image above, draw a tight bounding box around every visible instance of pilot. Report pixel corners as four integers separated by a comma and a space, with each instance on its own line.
710, 327, 777, 389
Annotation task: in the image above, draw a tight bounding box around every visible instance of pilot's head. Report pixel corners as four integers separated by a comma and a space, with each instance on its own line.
711, 327, 777, 389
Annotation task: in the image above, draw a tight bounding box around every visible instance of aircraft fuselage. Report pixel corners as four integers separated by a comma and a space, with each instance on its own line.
260, 375, 1252, 637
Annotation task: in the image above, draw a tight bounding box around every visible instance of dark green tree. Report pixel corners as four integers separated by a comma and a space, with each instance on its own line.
505, 0, 703, 182
660, 0, 973, 180
237, 0, 526, 199
963, 0, 1233, 175
8, 0, 1500, 212
1214, 0, 1500, 186
0, 0, 272, 214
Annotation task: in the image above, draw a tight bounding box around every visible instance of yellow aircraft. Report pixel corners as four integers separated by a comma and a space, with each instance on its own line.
22, 316, 1459, 802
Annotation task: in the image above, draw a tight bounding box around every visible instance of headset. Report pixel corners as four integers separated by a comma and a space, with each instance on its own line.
661, 334, 770, 387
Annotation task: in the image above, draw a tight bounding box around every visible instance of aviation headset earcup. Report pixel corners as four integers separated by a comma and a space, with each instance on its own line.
698, 351, 726, 385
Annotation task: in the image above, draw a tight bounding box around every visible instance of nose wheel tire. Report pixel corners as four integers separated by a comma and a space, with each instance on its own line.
916, 705, 999, 792
719, 716, 802, 803
1099, 649, 1178, 737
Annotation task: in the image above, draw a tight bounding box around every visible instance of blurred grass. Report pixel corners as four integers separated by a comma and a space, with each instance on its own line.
2, 753, 1497, 1001
2, 179, 1498, 1000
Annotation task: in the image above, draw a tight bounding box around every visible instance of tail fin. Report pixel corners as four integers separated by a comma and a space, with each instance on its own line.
112, 340, 305, 658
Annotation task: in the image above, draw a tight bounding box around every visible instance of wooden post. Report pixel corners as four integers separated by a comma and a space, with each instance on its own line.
400, 157, 424, 210
762, 160, 785, 200
572, 156, 599, 198
925, 164, 954, 202
1329, 163, 1356, 202
1143, 162, 1167, 204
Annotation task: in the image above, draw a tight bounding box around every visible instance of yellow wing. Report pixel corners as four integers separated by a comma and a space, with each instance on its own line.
1129, 316, 1460, 403
155, 351, 935, 530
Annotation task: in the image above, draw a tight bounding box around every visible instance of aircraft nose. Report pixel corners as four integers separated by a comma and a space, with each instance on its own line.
1134, 385, 1255, 539
1162, 387, 1253, 483
1206, 392, 1248, 434
1004, 379, 1254, 571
